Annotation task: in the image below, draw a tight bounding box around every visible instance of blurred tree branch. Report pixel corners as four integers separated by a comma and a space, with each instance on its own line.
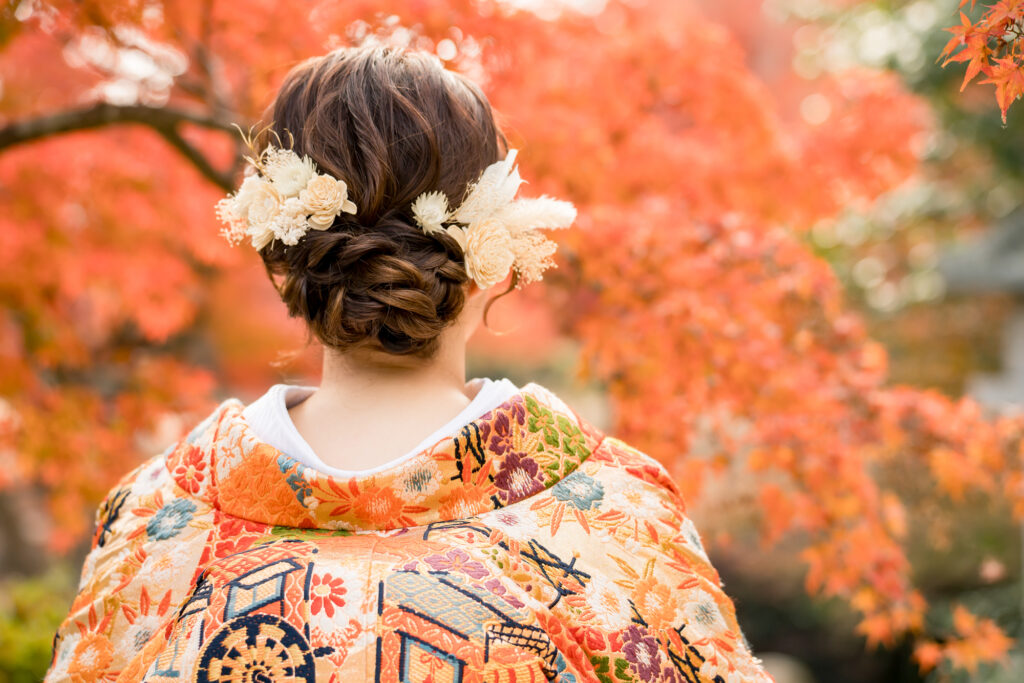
0, 102, 241, 190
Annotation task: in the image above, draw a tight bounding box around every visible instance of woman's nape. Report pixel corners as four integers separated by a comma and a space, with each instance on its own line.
286, 280, 491, 472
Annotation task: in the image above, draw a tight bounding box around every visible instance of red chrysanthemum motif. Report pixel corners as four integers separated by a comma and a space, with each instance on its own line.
309, 573, 347, 618
173, 445, 207, 494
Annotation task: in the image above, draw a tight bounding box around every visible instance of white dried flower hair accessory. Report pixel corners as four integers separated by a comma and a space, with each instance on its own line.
411, 149, 577, 289
216, 125, 357, 250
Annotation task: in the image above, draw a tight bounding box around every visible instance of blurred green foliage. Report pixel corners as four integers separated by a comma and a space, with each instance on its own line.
0, 566, 74, 683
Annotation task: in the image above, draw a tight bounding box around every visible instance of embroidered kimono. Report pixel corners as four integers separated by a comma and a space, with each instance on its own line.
45, 382, 772, 683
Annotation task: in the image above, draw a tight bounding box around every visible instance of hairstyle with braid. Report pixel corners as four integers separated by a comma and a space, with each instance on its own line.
258, 44, 510, 363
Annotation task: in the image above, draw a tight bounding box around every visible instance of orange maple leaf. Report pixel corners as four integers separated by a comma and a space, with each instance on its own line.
979, 55, 1024, 123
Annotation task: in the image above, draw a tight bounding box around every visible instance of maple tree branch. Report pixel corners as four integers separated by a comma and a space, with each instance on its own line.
0, 101, 241, 190
153, 126, 235, 191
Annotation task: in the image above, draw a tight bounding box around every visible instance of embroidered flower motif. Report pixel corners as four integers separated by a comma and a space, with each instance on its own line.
631, 575, 680, 629
479, 508, 540, 539
309, 573, 347, 618
395, 459, 443, 504
482, 411, 517, 456
551, 471, 604, 511
145, 498, 196, 540
679, 517, 710, 560
526, 395, 559, 446
681, 588, 729, 642
424, 548, 489, 579
139, 547, 189, 588
66, 632, 114, 681
493, 452, 544, 503
484, 577, 526, 608
116, 582, 175, 655
351, 488, 404, 527
557, 415, 590, 460
438, 485, 491, 520
214, 516, 267, 558
622, 625, 663, 682
172, 444, 206, 495
580, 572, 632, 629
605, 482, 667, 522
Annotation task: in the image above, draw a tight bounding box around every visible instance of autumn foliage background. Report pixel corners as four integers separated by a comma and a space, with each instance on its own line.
2, 0, 1024, 681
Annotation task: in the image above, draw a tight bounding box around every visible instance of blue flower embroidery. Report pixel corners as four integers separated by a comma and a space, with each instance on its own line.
553, 652, 577, 682
404, 467, 434, 495
278, 454, 313, 503
551, 472, 604, 511
146, 498, 196, 540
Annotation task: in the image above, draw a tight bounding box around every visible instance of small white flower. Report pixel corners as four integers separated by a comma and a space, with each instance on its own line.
679, 517, 710, 561
246, 181, 283, 227
681, 588, 729, 641
272, 197, 311, 246
411, 191, 451, 235
582, 572, 632, 629
232, 174, 266, 213
264, 148, 316, 197
479, 508, 540, 539
215, 197, 247, 244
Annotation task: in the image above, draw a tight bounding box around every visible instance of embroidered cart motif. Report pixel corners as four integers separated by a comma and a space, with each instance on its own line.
44, 384, 772, 683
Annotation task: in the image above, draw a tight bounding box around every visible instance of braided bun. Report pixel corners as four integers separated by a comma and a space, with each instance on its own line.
263, 215, 468, 358
257, 44, 508, 360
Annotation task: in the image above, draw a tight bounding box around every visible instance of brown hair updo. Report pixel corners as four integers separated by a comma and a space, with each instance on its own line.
257, 44, 508, 362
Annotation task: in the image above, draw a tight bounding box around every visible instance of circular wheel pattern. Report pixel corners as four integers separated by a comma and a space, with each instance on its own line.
195, 613, 314, 683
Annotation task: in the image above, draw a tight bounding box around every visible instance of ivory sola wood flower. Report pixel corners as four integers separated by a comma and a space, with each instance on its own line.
215, 135, 358, 250
410, 148, 578, 289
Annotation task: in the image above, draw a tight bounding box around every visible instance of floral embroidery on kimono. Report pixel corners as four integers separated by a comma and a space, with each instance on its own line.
45, 382, 773, 683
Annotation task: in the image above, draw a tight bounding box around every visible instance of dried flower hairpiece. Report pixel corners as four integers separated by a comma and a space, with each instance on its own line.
216, 127, 577, 290
216, 125, 357, 250
411, 149, 577, 289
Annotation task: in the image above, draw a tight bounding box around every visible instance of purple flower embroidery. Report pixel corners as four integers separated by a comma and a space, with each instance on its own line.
424, 549, 489, 580
622, 625, 663, 682
494, 452, 545, 503
506, 400, 527, 426
484, 412, 515, 456
484, 578, 526, 608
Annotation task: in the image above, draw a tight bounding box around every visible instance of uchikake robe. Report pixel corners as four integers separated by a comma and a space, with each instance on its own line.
45, 382, 773, 683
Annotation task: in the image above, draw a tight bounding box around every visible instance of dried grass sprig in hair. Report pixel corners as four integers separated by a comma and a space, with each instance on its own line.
411, 148, 577, 289
216, 125, 357, 249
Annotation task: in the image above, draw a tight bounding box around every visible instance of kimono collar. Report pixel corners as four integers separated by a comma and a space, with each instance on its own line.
165, 382, 604, 532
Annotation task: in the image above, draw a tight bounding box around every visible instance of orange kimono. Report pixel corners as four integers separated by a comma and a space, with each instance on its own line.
45, 382, 772, 682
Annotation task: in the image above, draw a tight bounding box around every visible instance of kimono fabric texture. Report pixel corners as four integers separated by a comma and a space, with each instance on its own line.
45, 382, 772, 683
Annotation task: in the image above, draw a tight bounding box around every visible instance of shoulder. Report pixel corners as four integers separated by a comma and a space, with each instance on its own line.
87, 399, 243, 549
74, 441, 217, 601
45, 405, 243, 682
590, 435, 685, 500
